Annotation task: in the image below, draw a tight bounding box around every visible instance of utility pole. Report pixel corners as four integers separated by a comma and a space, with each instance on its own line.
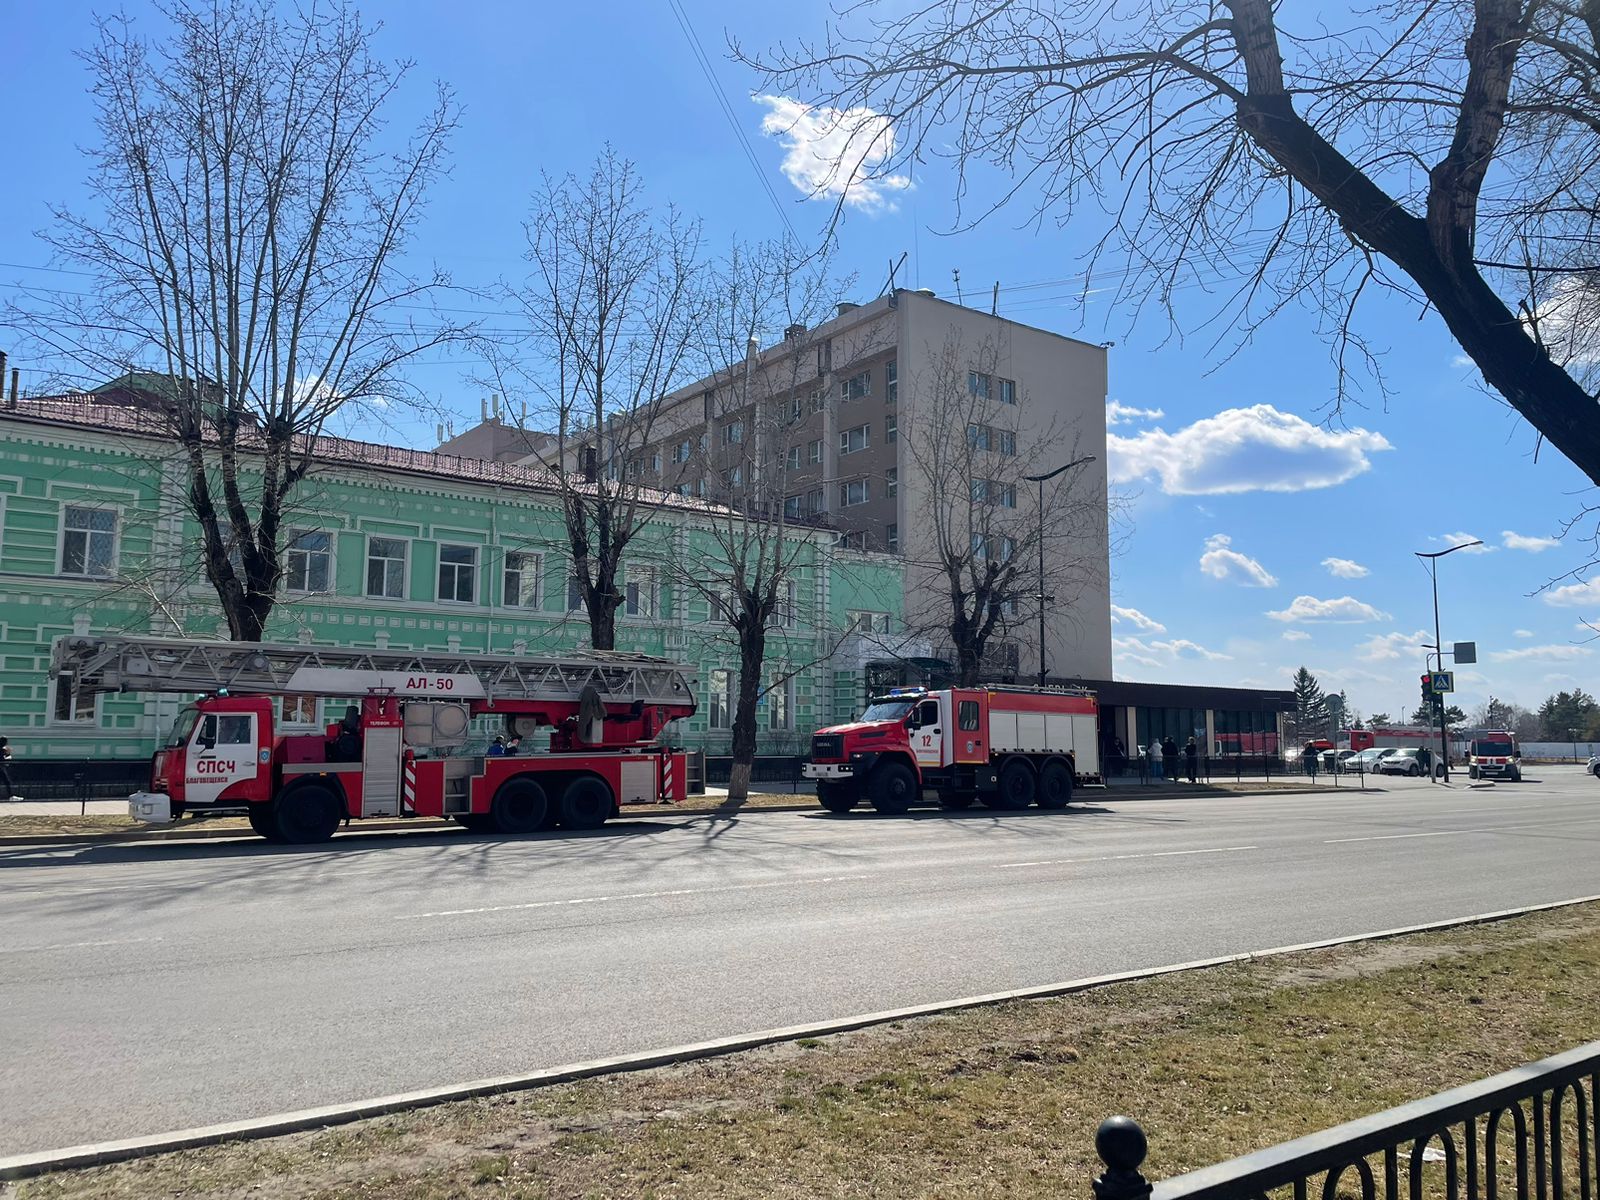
1414, 540, 1481, 783
1024, 455, 1096, 687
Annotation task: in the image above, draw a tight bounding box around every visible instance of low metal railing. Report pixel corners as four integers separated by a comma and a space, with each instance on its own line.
1094, 1040, 1600, 1200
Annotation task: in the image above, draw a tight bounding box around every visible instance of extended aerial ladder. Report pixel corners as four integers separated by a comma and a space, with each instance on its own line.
50, 635, 699, 843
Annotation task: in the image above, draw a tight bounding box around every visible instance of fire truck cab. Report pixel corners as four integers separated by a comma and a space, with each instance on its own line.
803, 685, 1100, 815
1466, 730, 1522, 782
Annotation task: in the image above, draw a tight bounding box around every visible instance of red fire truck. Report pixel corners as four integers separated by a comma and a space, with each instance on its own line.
803, 685, 1101, 815
1465, 730, 1522, 781
50, 635, 696, 843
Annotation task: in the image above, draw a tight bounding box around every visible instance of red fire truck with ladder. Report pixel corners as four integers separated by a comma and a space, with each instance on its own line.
803, 685, 1101, 814
50, 635, 696, 843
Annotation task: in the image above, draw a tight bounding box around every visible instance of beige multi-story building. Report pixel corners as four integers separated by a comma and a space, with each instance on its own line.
445, 288, 1113, 684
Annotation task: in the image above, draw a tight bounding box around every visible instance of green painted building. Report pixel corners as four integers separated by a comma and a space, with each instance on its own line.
0, 395, 906, 766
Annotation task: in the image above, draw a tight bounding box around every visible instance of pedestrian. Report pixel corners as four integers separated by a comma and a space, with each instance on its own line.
1161, 735, 1179, 782
487, 735, 506, 757
505, 734, 523, 756
1302, 741, 1319, 779
0, 737, 20, 801
1184, 736, 1199, 783
1144, 741, 1160, 780
1111, 736, 1126, 777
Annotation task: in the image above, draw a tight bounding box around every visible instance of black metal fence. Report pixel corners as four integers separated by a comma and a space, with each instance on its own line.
1102, 753, 1393, 786
1094, 1040, 1600, 1200
701, 755, 809, 788
8, 760, 148, 801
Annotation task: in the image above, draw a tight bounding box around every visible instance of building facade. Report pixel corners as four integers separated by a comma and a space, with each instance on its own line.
0, 396, 905, 766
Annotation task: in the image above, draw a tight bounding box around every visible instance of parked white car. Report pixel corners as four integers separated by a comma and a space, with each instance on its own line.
1588, 753, 1600, 779
1374, 748, 1443, 778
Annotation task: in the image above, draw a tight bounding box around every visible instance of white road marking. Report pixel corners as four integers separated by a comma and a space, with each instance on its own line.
1324, 816, 1600, 844
996, 845, 1259, 869
0, 936, 163, 956
397, 875, 870, 920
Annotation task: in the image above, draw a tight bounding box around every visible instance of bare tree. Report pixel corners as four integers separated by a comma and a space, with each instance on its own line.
663, 237, 854, 800
491, 151, 704, 650
7, 0, 462, 640
900, 330, 1104, 686
743, 2, 1600, 485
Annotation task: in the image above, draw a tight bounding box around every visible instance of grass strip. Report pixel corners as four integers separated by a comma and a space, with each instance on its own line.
14, 901, 1600, 1199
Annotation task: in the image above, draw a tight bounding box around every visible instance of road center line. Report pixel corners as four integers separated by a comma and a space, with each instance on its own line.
1324, 816, 1600, 845
0, 936, 163, 956
996, 845, 1259, 870
396, 875, 872, 920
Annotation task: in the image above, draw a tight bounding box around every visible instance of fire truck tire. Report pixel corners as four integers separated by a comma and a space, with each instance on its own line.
817, 781, 858, 813
246, 802, 281, 841
273, 785, 342, 844
454, 814, 494, 833
559, 776, 613, 830
868, 761, 918, 815
490, 778, 550, 835
1037, 760, 1074, 809
993, 759, 1037, 810
938, 793, 975, 810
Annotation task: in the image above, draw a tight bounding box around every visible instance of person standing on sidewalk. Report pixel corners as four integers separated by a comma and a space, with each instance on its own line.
1302, 741, 1319, 780
1161, 736, 1179, 782
0, 737, 21, 801
1184, 736, 1199, 783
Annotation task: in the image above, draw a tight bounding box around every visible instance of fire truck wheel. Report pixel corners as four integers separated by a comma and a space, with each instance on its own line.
274, 785, 342, 844
868, 761, 918, 815
490, 778, 550, 835
246, 802, 281, 841
1037, 761, 1074, 809
559, 776, 613, 830
453, 814, 494, 833
938, 793, 975, 810
993, 759, 1037, 810
817, 781, 858, 813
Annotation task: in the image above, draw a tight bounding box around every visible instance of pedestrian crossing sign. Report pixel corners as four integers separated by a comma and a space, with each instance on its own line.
1430, 671, 1454, 694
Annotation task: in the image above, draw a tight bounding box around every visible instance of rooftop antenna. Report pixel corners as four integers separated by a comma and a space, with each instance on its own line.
991, 281, 1000, 316
952, 268, 964, 305
877, 252, 908, 299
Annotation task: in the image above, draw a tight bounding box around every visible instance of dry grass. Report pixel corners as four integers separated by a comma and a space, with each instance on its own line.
12, 903, 1600, 1199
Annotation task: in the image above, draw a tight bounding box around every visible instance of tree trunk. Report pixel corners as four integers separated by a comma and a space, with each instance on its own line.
955, 640, 981, 687
727, 623, 767, 803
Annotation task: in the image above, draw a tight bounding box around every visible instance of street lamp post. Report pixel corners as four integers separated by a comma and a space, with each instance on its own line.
1024, 455, 1097, 688
1414, 539, 1482, 783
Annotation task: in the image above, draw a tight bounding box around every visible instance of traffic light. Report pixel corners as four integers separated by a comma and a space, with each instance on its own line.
1420, 673, 1434, 708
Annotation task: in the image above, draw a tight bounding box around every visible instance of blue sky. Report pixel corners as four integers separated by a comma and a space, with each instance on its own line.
3, 0, 1595, 721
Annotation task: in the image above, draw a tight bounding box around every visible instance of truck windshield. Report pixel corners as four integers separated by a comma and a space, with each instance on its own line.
165, 704, 200, 748
859, 699, 915, 722
1473, 739, 1514, 756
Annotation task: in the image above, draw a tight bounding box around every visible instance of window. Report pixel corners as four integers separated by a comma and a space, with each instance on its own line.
768, 675, 795, 731
808, 388, 826, 413
816, 339, 832, 376
721, 420, 744, 445
967, 424, 991, 452
672, 439, 692, 464
366, 536, 407, 599
999, 378, 1017, 405
840, 370, 871, 402
885, 414, 897, 443
503, 551, 541, 608
846, 610, 892, 634
52, 677, 98, 724
968, 371, 991, 400
708, 668, 732, 729
723, 464, 743, 488
886, 360, 897, 404
971, 479, 989, 503
650, 453, 662, 474
808, 438, 823, 464
840, 424, 870, 455
285, 530, 331, 593
886, 467, 898, 498
438, 543, 477, 603
216, 713, 254, 746
60, 506, 116, 577
996, 483, 1017, 508
805, 488, 825, 514
786, 446, 802, 471
959, 700, 980, 730
625, 568, 659, 618
839, 479, 870, 506
776, 579, 797, 628
998, 429, 1016, 456
626, 458, 645, 481
567, 573, 586, 611
281, 696, 318, 726
676, 483, 693, 497
839, 530, 867, 550
972, 534, 1018, 562
886, 523, 899, 553
784, 495, 803, 520
790, 393, 804, 421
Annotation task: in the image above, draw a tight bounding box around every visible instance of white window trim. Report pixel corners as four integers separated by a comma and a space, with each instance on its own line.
437, 542, 480, 605
364, 533, 411, 601
708, 668, 733, 730
502, 549, 543, 609
47, 674, 101, 726
284, 529, 336, 596
623, 565, 661, 620
57, 502, 120, 580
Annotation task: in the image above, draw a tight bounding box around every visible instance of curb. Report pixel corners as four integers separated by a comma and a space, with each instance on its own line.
5, 890, 1597, 1182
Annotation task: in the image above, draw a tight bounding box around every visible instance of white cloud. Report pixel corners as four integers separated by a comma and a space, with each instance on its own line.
1435, 532, 1494, 553
1514, 628, 1535, 638
1106, 400, 1165, 426
1546, 578, 1600, 607
1110, 604, 1166, 634
1106, 404, 1391, 495
1452, 354, 1474, 368
755, 95, 912, 214
1321, 557, 1370, 579
1502, 530, 1559, 552
1114, 635, 1231, 662
1526, 275, 1600, 370
1282, 629, 1311, 642
1356, 629, 1432, 662
1490, 644, 1592, 663
1199, 534, 1278, 587
1267, 595, 1391, 623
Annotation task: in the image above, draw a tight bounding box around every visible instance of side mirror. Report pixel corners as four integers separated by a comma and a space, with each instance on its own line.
199, 735, 216, 751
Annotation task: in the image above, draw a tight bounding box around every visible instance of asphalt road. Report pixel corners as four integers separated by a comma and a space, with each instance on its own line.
3, 767, 1599, 1157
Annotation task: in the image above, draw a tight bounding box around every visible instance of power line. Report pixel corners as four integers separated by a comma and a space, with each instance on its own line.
664, 0, 799, 242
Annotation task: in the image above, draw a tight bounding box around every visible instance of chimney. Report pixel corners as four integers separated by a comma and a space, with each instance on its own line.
492, 393, 502, 421
9, 367, 17, 408
746, 335, 760, 359
480, 397, 489, 422
836, 302, 859, 317
581, 445, 598, 483
784, 322, 806, 341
